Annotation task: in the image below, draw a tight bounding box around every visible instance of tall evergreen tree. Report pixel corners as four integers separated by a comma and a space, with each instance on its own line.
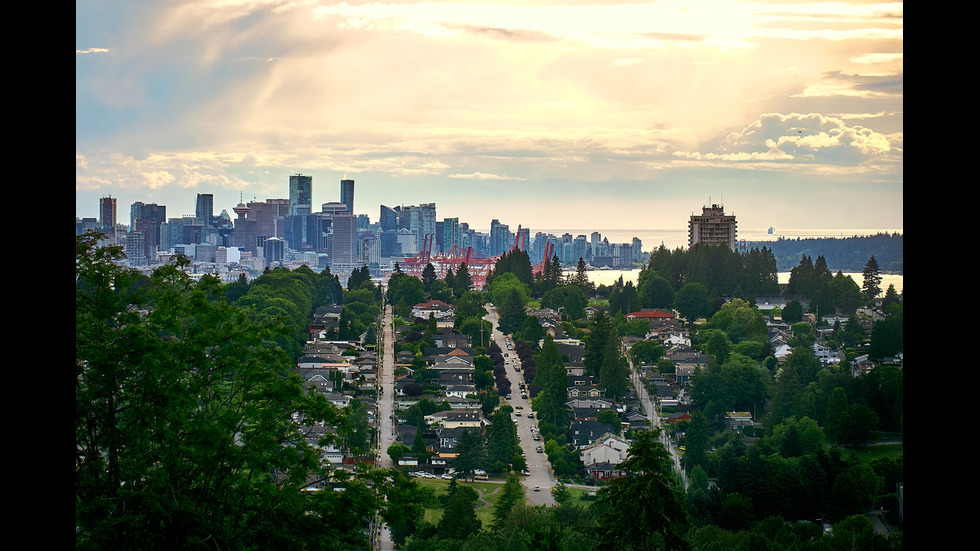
593, 428, 690, 550
422, 262, 437, 292
862, 255, 882, 304
584, 309, 612, 378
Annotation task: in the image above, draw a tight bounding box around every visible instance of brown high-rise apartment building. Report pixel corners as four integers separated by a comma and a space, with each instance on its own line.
688, 204, 737, 251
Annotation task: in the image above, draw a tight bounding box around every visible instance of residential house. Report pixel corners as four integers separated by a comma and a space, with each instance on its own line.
725, 411, 754, 430
580, 433, 631, 467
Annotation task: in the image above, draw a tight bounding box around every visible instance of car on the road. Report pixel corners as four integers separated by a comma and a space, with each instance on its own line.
442, 473, 454, 480
532, 434, 540, 440
533, 485, 540, 492
535, 445, 543, 453
527, 412, 534, 419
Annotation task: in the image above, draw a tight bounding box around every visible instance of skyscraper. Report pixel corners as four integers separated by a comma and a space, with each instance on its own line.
99, 196, 117, 229
196, 193, 214, 226
443, 217, 460, 253
330, 213, 358, 272
340, 179, 354, 216
289, 174, 313, 215
689, 204, 737, 250
98, 196, 118, 243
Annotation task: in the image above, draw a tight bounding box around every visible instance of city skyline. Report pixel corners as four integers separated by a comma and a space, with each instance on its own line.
76, 1, 903, 233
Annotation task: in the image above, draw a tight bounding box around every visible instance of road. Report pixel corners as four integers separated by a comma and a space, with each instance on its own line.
376, 303, 396, 551
627, 356, 686, 487
484, 304, 555, 506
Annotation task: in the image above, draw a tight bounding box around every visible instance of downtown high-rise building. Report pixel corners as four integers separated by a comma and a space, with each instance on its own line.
130, 201, 167, 260
289, 174, 313, 215
196, 193, 214, 226
401, 203, 436, 253
99, 196, 117, 229
340, 179, 354, 216
443, 217, 460, 253
99, 196, 118, 244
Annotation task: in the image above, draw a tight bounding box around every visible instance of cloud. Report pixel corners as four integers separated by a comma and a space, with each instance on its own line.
448, 172, 526, 180
674, 113, 896, 167
76, 48, 110, 54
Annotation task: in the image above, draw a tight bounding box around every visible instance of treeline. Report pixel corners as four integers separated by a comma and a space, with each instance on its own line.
75, 233, 421, 550
747, 232, 903, 273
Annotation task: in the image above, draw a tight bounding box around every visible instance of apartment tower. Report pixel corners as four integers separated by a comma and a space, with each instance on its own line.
688, 204, 737, 251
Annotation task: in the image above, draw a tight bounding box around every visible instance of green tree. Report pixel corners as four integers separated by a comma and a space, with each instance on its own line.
551, 480, 572, 504
583, 309, 612, 378
76, 234, 379, 550
781, 299, 804, 324
453, 428, 487, 480
422, 262, 437, 292
388, 443, 411, 463
498, 285, 528, 335
593, 428, 690, 550
837, 403, 880, 448
675, 282, 712, 321
862, 255, 882, 305
599, 331, 630, 400
492, 473, 526, 528
438, 484, 482, 540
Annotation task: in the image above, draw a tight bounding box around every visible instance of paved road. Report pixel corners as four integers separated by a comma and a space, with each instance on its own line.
485, 305, 555, 506
376, 303, 396, 551
628, 357, 685, 486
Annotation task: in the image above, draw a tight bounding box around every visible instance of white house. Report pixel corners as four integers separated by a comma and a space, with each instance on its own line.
580, 433, 631, 467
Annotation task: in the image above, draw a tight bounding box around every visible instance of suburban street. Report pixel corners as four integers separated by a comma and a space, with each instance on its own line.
484, 304, 555, 506
628, 356, 686, 487
376, 302, 396, 551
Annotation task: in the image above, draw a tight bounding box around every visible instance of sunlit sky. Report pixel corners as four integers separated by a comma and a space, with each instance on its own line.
76, 0, 903, 234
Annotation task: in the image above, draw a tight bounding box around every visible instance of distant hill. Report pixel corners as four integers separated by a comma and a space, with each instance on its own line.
746, 232, 903, 273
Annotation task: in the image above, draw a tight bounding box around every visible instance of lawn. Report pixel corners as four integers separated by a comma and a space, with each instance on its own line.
416, 478, 509, 526
415, 477, 601, 526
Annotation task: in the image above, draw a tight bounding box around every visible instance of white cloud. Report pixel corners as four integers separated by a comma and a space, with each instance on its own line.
448, 172, 526, 180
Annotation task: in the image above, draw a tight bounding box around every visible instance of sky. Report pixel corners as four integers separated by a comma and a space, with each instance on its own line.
76, 0, 903, 234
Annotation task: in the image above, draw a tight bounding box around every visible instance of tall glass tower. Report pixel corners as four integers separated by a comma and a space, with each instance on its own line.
340, 179, 354, 216
196, 193, 214, 226
289, 174, 313, 215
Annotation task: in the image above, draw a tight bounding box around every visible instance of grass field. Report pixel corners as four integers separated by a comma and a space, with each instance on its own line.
415, 477, 602, 527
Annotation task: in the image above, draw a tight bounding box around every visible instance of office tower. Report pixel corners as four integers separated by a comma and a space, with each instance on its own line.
689, 203, 737, 250
330, 213, 358, 272
130, 202, 166, 261
380, 229, 400, 258
246, 198, 289, 241
632, 237, 643, 263
99, 197, 117, 244
490, 219, 513, 256
125, 230, 145, 266
573, 235, 588, 262
379, 205, 397, 232
340, 179, 354, 216
196, 193, 214, 226
401, 203, 436, 253
99, 196, 117, 229
396, 228, 417, 256
289, 174, 313, 215
443, 217, 460, 253
263, 237, 285, 267
321, 201, 349, 217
